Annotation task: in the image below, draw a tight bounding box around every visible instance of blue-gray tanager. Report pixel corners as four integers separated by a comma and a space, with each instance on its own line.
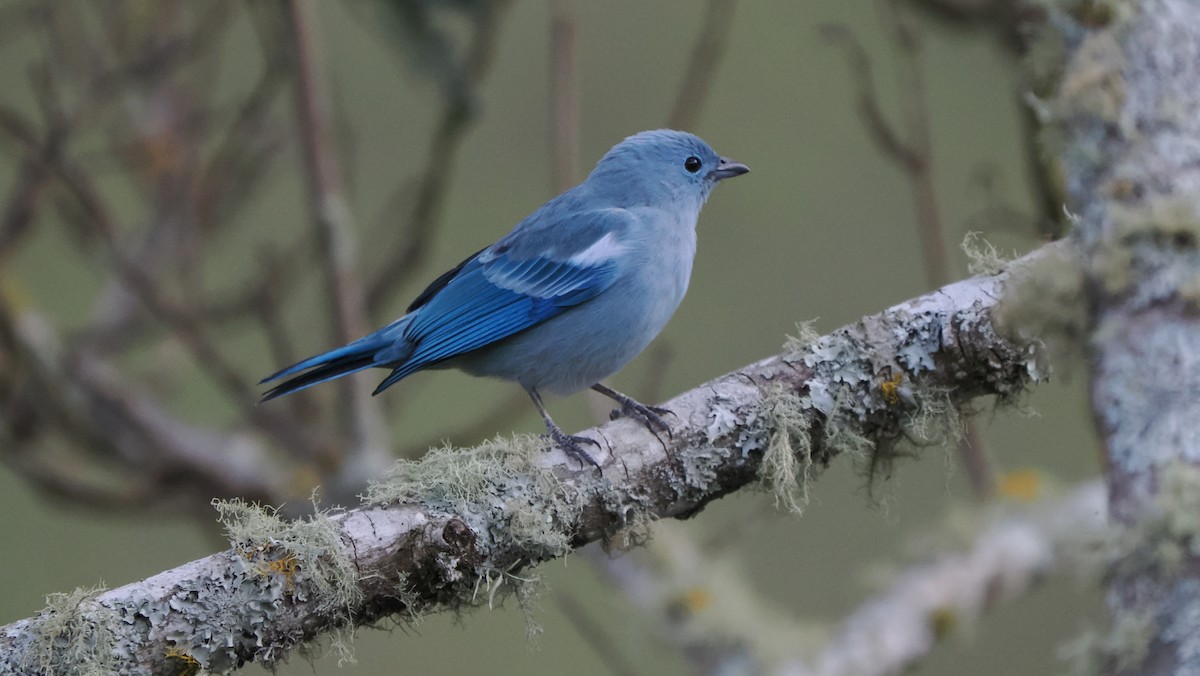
262, 129, 749, 468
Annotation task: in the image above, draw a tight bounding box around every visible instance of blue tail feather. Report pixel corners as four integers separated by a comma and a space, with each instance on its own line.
260, 319, 416, 401
260, 340, 379, 385
259, 350, 378, 401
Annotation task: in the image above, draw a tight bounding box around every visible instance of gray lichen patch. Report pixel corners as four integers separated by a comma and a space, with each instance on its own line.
17, 585, 118, 675
801, 332, 875, 419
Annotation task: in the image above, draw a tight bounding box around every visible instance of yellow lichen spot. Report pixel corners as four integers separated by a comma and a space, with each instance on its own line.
929, 606, 957, 640
164, 645, 202, 676
880, 371, 904, 405
261, 553, 301, 590
681, 587, 711, 614
997, 469, 1043, 503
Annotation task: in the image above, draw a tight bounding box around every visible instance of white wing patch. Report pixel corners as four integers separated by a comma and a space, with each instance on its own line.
568, 232, 627, 266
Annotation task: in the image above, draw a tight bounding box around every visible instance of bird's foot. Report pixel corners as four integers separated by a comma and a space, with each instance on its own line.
592, 383, 674, 436
545, 425, 602, 472
609, 398, 673, 436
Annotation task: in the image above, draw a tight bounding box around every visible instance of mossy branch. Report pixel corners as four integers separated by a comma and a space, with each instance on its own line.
0, 243, 1059, 673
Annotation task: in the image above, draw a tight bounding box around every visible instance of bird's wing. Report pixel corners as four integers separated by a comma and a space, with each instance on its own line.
374, 209, 634, 391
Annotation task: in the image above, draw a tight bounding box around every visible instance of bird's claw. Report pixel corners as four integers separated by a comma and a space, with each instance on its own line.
545, 426, 602, 472
610, 400, 674, 436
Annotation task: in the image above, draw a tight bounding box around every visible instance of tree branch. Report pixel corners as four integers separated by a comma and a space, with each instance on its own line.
0, 242, 1057, 673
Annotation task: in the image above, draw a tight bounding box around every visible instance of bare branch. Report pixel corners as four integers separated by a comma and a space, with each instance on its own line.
284, 0, 385, 467
549, 0, 579, 191
668, 0, 738, 131
819, 25, 921, 172
783, 482, 1106, 676
580, 481, 1105, 676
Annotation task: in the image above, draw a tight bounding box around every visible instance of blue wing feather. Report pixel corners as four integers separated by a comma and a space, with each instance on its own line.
392, 250, 619, 378
264, 207, 633, 399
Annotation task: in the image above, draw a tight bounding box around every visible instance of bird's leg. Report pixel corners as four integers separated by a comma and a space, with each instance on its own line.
527, 387, 601, 471
591, 383, 673, 435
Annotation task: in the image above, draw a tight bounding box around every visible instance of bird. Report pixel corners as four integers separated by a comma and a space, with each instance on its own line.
261, 129, 749, 469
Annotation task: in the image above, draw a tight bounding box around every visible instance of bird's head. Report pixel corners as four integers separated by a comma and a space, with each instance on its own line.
585, 129, 749, 207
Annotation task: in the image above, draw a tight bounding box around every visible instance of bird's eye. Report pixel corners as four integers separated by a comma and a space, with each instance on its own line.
684, 156, 702, 173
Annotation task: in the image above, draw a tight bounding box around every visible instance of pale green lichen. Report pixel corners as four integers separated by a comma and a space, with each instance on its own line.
327, 625, 357, 667
212, 497, 362, 612
513, 569, 546, 643
1064, 463, 1200, 672
758, 386, 814, 515
1160, 462, 1200, 558
783, 318, 821, 357
506, 497, 573, 557
297, 624, 358, 668
20, 585, 118, 676
468, 559, 547, 643
365, 434, 587, 562
365, 434, 544, 510
901, 384, 965, 448
961, 231, 1010, 276
1120, 461, 1200, 575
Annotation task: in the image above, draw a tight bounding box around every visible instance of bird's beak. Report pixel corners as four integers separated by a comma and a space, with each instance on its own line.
709, 157, 750, 181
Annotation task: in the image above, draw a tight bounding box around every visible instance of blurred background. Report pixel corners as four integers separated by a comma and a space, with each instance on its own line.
0, 1, 1101, 673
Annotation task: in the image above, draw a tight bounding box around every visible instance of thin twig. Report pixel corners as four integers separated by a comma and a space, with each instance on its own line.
878, 0, 951, 287
0, 109, 328, 464
554, 590, 642, 676
668, 0, 739, 130
284, 0, 382, 460
549, 0, 579, 191
365, 1, 511, 313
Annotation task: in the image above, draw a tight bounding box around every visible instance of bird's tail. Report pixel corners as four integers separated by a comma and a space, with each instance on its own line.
259, 317, 412, 401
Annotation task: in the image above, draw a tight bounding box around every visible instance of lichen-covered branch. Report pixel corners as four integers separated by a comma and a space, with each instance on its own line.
1035, 0, 1200, 672
0, 243, 1056, 673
